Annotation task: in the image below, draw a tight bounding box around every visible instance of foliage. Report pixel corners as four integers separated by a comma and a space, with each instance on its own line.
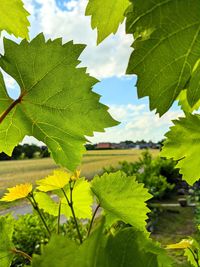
0, 215, 14, 267
85, 0, 130, 44
1, 0, 200, 266
161, 114, 200, 185
167, 238, 200, 267
0, 0, 30, 39
92, 171, 151, 231
104, 150, 176, 199
11, 213, 51, 267
36, 169, 71, 192
0, 34, 117, 171
11, 214, 88, 266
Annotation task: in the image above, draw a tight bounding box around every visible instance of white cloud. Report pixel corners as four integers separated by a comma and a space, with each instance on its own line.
26, 0, 133, 79
88, 104, 183, 143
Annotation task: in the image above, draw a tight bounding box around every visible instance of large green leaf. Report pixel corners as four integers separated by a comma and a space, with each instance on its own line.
86, 0, 130, 44
0, 0, 30, 39
0, 215, 15, 267
91, 171, 152, 232
126, 0, 200, 115
107, 229, 160, 267
32, 220, 172, 267
161, 114, 200, 185
31, 235, 78, 267
32, 220, 106, 267
0, 34, 117, 170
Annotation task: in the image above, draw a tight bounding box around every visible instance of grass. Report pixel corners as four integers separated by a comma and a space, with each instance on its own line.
0, 149, 158, 198
151, 206, 196, 266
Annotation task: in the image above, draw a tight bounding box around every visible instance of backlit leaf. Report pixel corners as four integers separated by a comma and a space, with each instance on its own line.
86, 0, 130, 44
34, 192, 59, 216
0, 34, 117, 170
91, 171, 152, 232
36, 170, 71, 192
126, 0, 200, 115
0, 0, 30, 39
161, 114, 200, 185
61, 178, 93, 219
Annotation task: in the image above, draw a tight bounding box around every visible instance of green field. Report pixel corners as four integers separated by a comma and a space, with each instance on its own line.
0, 149, 158, 197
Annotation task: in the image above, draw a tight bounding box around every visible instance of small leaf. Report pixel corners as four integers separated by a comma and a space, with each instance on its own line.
61, 178, 93, 219
34, 192, 59, 216
0, 0, 30, 39
166, 239, 193, 249
161, 114, 200, 185
0, 183, 32, 202
36, 169, 71, 192
91, 171, 152, 232
86, 0, 130, 44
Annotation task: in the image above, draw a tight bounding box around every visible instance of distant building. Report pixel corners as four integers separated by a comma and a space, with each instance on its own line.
96, 143, 113, 149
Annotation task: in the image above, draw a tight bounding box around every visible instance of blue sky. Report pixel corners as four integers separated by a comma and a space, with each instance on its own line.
0, 0, 182, 144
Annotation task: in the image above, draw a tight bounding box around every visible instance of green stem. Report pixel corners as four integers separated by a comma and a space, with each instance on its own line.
87, 204, 100, 237
28, 194, 51, 237
57, 201, 61, 235
61, 186, 83, 244
188, 248, 200, 267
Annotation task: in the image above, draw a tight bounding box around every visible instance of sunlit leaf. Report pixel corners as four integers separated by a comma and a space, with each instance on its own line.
0, 0, 30, 39
36, 170, 71, 192
61, 178, 93, 219
34, 192, 59, 216
91, 171, 152, 231
0, 34, 117, 170
86, 0, 130, 44
161, 114, 200, 185
126, 0, 200, 115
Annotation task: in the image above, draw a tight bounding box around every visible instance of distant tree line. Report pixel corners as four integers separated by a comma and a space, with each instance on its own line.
0, 144, 50, 161
85, 139, 165, 150
0, 139, 165, 161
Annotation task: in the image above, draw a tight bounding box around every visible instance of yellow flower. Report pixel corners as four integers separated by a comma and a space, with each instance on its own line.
166, 239, 193, 249
0, 183, 33, 202
71, 170, 81, 181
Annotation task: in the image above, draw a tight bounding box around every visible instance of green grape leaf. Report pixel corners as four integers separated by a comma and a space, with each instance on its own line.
126, 0, 200, 115
31, 235, 78, 267
32, 220, 106, 267
0, 215, 15, 267
0, 34, 117, 170
86, 0, 130, 44
106, 227, 159, 267
36, 170, 71, 192
0, 0, 30, 39
91, 171, 152, 232
61, 178, 93, 219
177, 90, 200, 114
161, 114, 200, 185
34, 192, 59, 216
